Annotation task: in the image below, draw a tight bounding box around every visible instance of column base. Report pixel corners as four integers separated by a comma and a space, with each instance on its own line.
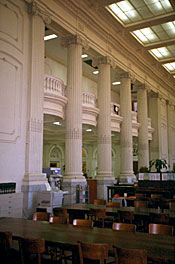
97, 178, 115, 201
119, 172, 136, 184
21, 173, 51, 219
62, 178, 87, 205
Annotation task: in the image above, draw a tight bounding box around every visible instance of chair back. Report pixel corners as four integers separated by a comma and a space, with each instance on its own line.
149, 213, 169, 225
94, 199, 106, 205
53, 207, 68, 218
73, 219, 93, 228
118, 210, 134, 224
89, 208, 106, 228
0, 231, 12, 260
33, 212, 50, 222
151, 194, 163, 199
106, 202, 120, 208
18, 237, 45, 264
134, 200, 148, 208
78, 241, 108, 264
169, 201, 175, 210
113, 245, 147, 264
149, 223, 173, 236
112, 222, 136, 232
49, 216, 67, 224
135, 193, 146, 198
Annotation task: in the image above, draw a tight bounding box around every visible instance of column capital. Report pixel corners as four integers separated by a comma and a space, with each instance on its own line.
119, 72, 134, 80
92, 56, 116, 69
61, 35, 89, 50
26, 1, 51, 24
135, 83, 150, 91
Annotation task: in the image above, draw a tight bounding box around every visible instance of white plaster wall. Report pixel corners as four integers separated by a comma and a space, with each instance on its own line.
0, 0, 30, 192
45, 57, 67, 84
111, 90, 120, 104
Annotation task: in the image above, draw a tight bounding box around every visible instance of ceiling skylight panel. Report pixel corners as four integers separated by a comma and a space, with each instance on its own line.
117, 1, 133, 12
148, 3, 165, 15
163, 62, 175, 71
108, 4, 130, 23
151, 49, 163, 59
133, 30, 149, 43
161, 0, 174, 12
158, 47, 171, 57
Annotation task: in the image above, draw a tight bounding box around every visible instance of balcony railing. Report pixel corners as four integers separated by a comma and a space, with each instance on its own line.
82, 92, 97, 107
44, 75, 66, 96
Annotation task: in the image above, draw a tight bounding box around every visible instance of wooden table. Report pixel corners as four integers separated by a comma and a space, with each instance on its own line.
0, 217, 174, 263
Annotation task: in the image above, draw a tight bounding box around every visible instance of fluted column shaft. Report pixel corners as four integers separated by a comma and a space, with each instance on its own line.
120, 73, 134, 182
61, 35, 88, 180
93, 56, 115, 180
137, 84, 149, 169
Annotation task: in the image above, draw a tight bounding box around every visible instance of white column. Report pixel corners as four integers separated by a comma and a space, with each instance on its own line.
22, 3, 51, 218
120, 73, 135, 183
93, 56, 115, 199
136, 84, 149, 169
61, 35, 88, 181
61, 35, 88, 204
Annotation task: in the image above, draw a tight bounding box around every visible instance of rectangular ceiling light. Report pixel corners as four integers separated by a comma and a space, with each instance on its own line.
112, 81, 121, 85
81, 54, 88, 58
93, 70, 99, 75
53, 121, 61, 126
44, 34, 57, 41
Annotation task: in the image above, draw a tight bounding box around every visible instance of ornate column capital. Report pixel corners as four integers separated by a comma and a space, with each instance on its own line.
92, 56, 116, 69
119, 72, 134, 80
25, 1, 51, 24
61, 35, 89, 50
135, 83, 150, 91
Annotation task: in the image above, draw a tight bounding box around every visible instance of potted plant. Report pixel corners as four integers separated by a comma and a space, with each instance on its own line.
149, 159, 168, 173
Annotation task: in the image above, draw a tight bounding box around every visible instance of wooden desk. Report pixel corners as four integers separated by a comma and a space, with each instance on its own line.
0, 217, 174, 263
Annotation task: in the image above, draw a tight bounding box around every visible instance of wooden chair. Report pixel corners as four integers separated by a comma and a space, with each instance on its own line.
169, 201, 175, 210
78, 240, 108, 264
149, 213, 170, 225
49, 216, 67, 224
151, 194, 163, 199
89, 208, 106, 228
113, 245, 147, 264
53, 207, 68, 223
18, 237, 45, 264
149, 223, 173, 236
0, 231, 12, 262
33, 212, 50, 222
134, 200, 148, 208
73, 219, 93, 228
94, 199, 106, 205
112, 222, 136, 232
106, 202, 120, 208
118, 210, 134, 224
135, 193, 146, 198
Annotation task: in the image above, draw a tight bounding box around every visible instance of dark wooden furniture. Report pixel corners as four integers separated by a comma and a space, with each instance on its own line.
49, 216, 67, 224
73, 219, 93, 228
149, 224, 174, 236
53, 207, 68, 223
94, 199, 106, 205
118, 210, 134, 224
106, 202, 120, 208
78, 241, 108, 264
112, 223, 136, 232
33, 212, 50, 222
89, 208, 106, 228
87, 180, 97, 204
18, 237, 45, 264
0, 231, 12, 262
134, 200, 148, 208
0, 218, 174, 263
113, 245, 147, 264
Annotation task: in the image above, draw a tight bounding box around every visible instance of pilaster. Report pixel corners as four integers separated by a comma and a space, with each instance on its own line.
22, 3, 50, 218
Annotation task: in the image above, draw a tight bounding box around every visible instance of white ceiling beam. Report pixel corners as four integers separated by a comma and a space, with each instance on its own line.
126, 13, 175, 31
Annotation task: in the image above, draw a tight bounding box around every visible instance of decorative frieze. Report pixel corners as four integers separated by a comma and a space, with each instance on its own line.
61, 35, 89, 50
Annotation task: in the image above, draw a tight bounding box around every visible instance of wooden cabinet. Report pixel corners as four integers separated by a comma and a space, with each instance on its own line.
87, 180, 97, 204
